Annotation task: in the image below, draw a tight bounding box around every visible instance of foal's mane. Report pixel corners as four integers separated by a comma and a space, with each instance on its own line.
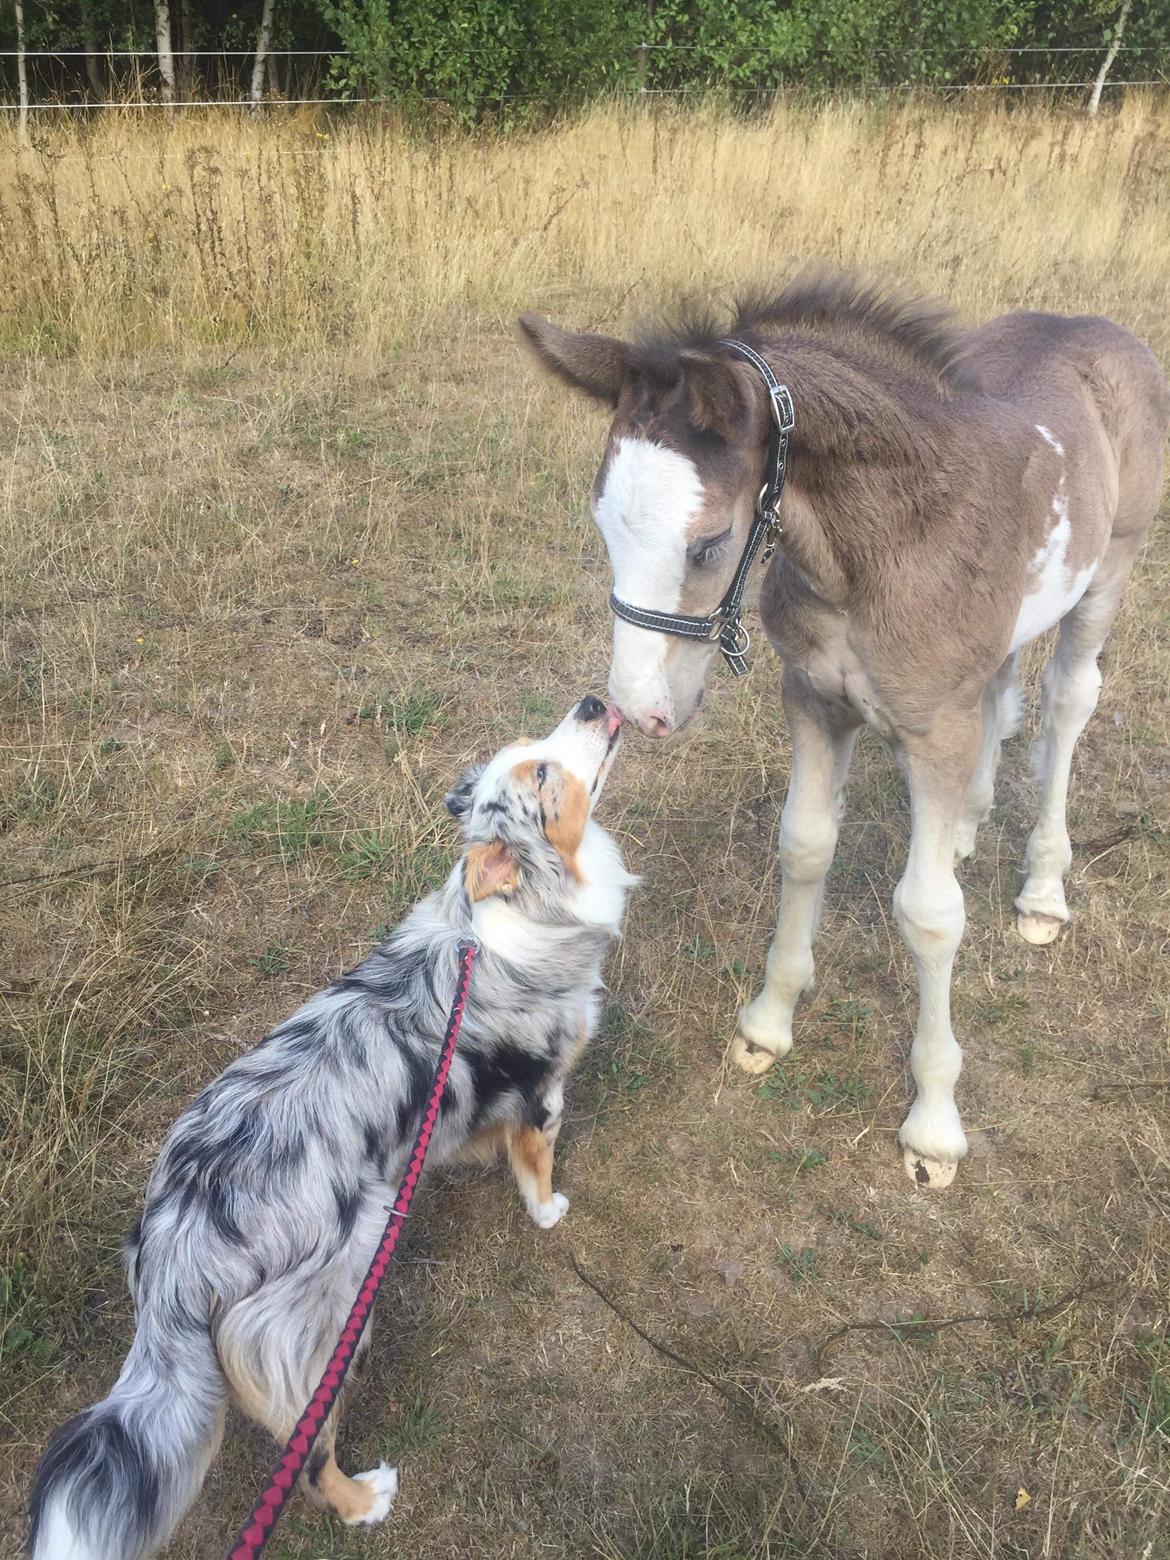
631, 270, 980, 396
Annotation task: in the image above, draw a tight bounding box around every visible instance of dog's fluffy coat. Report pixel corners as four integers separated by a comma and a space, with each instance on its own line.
29, 699, 631, 1560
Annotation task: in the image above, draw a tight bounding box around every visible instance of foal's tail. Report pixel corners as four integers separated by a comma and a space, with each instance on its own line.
28, 1308, 226, 1560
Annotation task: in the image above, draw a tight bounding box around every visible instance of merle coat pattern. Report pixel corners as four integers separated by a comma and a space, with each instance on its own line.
29, 698, 631, 1560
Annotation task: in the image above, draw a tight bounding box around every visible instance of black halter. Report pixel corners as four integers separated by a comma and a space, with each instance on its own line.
608, 339, 795, 677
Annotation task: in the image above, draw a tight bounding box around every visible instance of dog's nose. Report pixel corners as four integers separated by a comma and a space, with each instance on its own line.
576, 695, 607, 723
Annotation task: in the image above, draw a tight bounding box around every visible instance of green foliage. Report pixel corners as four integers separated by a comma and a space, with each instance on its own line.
317, 0, 638, 121
4, 0, 1170, 118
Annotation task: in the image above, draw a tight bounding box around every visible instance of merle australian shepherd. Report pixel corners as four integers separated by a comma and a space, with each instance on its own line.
29, 696, 631, 1560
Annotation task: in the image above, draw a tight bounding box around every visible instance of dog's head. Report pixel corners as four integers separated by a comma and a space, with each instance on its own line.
445, 696, 626, 920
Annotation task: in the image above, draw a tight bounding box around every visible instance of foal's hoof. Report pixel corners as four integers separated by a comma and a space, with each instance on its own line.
901, 1145, 959, 1190
1017, 911, 1064, 946
350, 1464, 399, 1525
730, 1030, 781, 1076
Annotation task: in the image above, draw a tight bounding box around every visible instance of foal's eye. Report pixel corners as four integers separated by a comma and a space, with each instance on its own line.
690, 528, 732, 568
536, 763, 548, 785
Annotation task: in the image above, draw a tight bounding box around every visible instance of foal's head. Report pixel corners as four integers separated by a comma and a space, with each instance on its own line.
520, 315, 772, 738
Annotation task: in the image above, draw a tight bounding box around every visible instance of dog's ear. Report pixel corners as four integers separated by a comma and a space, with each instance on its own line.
463, 840, 519, 902
444, 764, 484, 821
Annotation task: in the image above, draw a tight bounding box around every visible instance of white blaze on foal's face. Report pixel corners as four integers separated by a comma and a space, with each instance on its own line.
591, 437, 718, 737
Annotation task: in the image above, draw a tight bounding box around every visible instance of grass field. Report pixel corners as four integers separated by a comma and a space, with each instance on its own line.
2, 95, 1169, 1559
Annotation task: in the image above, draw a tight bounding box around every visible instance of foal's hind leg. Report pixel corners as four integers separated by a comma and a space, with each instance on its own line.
955, 652, 1021, 861
217, 1277, 398, 1526
733, 677, 858, 1074
1016, 547, 1137, 945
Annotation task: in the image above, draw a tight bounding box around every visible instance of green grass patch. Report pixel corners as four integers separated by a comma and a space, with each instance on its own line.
767, 1146, 828, 1175
775, 1244, 822, 1285
0, 1260, 51, 1365
376, 842, 452, 916
825, 1206, 883, 1241
355, 688, 447, 735
758, 1067, 871, 1114
252, 941, 296, 979
386, 1394, 444, 1458
339, 827, 400, 881
231, 790, 340, 863
1129, 1337, 1170, 1443
1, 770, 60, 828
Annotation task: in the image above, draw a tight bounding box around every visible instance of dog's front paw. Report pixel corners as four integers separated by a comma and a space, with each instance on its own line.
530, 1191, 569, 1229
349, 1463, 399, 1525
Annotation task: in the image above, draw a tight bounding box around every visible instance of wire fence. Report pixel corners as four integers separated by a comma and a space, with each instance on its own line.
1, 42, 1166, 116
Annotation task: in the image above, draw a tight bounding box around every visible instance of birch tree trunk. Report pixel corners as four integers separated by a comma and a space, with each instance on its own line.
251, 0, 277, 106
15, 0, 30, 139
155, 0, 176, 105
1088, 0, 1132, 116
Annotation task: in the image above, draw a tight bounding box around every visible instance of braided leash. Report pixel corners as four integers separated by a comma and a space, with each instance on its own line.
226, 937, 478, 1560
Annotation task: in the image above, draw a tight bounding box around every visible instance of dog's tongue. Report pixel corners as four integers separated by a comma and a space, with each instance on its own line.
606, 705, 624, 740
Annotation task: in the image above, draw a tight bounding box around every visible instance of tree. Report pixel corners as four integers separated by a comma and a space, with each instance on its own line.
251, 0, 277, 104
79, 0, 106, 97
1088, 0, 1132, 115
14, 0, 29, 136
154, 0, 175, 103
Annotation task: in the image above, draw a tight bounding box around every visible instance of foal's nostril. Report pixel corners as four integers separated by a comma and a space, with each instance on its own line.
577, 695, 607, 723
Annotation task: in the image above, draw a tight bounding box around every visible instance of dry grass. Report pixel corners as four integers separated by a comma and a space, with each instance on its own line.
2, 93, 1169, 358
1, 95, 1169, 1560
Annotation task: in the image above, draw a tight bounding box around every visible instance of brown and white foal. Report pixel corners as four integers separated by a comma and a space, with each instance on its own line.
521, 275, 1168, 1188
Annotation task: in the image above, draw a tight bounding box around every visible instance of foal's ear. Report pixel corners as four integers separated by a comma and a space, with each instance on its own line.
677, 350, 762, 442
464, 840, 519, 902
518, 315, 630, 408
444, 764, 484, 821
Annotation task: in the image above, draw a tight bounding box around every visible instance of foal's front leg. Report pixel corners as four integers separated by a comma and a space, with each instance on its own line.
732, 685, 858, 1075
896, 714, 980, 1189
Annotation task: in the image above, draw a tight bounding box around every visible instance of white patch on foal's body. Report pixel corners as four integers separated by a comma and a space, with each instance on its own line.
1009, 427, 1099, 652
593, 437, 705, 718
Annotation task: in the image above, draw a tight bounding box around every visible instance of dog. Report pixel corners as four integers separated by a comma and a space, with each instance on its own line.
29, 695, 631, 1560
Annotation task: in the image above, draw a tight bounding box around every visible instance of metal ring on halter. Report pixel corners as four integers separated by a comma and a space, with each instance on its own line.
723, 620, 750, 657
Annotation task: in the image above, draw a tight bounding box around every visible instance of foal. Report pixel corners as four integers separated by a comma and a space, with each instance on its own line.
521, 274, 1168, 1187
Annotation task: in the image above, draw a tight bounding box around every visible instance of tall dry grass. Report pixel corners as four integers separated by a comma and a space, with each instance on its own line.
1, 94, 1169, 360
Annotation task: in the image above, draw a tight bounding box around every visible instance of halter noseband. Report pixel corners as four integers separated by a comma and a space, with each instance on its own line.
608, 339, 795, 677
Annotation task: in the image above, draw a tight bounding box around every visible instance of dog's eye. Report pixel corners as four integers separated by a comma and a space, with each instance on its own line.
536, 763, 548, 785
690, 527, 732, 568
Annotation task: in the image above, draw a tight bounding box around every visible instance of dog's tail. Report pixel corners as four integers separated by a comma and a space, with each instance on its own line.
29, 1303, 226, 1560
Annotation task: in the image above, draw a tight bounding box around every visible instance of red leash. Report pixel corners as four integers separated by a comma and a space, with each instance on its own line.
226, 938, 478, 1560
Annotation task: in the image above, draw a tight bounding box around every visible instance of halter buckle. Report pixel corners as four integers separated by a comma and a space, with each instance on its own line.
769, 383, 796, 434
719, 617, 751, 677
